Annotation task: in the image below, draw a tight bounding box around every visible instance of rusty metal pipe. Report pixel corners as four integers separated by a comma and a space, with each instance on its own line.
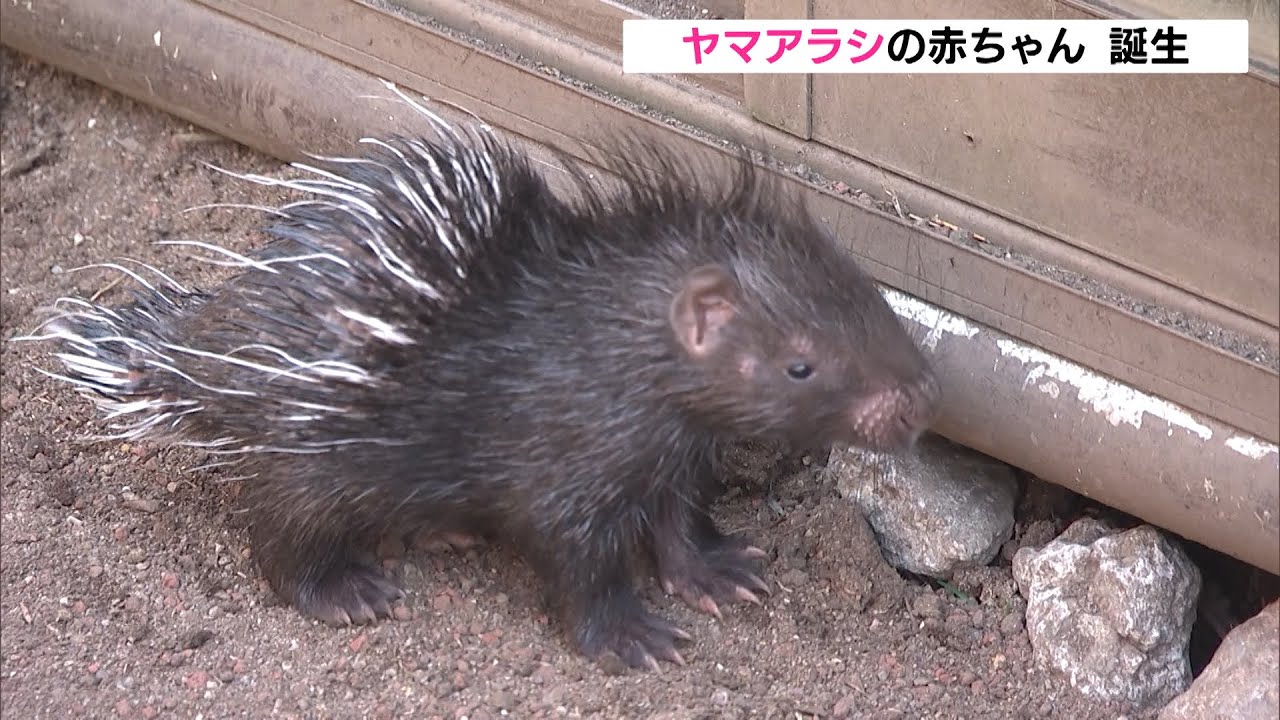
3, 0, 1277, 574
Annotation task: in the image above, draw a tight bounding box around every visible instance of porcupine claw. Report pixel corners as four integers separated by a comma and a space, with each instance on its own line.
656, 532, 771, 619
292, 563, 406, 627
580, 600, 692, 671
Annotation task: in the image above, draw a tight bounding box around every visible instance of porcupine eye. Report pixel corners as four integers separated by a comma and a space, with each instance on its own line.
785, 361, 814, 381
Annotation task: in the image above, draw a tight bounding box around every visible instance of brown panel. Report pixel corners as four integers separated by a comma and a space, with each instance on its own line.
464, 0, 744, 101
742, 0, 812, 138
810, 0, 1280, 330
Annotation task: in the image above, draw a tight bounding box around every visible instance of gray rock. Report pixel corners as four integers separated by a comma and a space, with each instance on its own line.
828, 432, 1018, 578
1013, 519, 1201, 708
1158, 600, 1279, 720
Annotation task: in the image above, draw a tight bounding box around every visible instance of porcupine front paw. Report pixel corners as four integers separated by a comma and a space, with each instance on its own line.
574, 594, 693, 671
291, 561, 406, 627
656, 530, 771, 619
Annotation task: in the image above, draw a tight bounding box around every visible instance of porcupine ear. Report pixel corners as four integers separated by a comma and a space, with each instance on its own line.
670, 264, 739, 359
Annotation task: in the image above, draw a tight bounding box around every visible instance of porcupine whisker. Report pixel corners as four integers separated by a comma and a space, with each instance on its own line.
179, 202, 291, 218
200, 180, 446, 301
186, 458, 245, 473
30, 365, 123, 391
355, 141, 452, 216
206, 156, 463, 295
139, 359, 259, 397
379, 80, 467, 141
47, 296, 129, 321
112, 257, 192, 295
335, 307, 414, 346
155, 343, 373, 387
278, 399, 346, 414
222, 342, 338, 366
52, 353, 132, 380
101, 399, 199, 418
260, 252, 352, 270
178, 437, 243, 449
154, 343, 342, 384
154, 240, 280, 275
62, 262, 168, 298
201, 164, 384, 220
214, 474, 261, 484
206, 445, 327, 456
289, 162, 381, 196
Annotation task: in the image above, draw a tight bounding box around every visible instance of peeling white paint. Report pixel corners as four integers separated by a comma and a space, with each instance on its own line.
875, 279, 1277, 465
881, 287, 979, 351
995, 338, 1214, 441
1226, 435, 1279, 461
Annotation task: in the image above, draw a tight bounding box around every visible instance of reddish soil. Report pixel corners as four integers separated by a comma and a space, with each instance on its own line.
1, 49, 1149, 719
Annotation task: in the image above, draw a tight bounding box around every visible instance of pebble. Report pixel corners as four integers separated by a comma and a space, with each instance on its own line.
912, 592, 944, 620
183, 670, 209, 689
779, 568, 809, 587
999, 611, 1023, 638
123, 497, 160, 514
182, 629, 214, 650
348, 633, 368, 653
489, 690, 516, 710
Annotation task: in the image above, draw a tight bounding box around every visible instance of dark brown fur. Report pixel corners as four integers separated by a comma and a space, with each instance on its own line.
32, 129, 941, 670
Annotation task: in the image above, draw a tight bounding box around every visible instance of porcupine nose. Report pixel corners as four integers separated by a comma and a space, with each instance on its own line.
849, 369, 942, 452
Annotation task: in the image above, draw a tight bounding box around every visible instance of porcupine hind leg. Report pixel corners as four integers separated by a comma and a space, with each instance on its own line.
648, 463, 771, 619
527, 515, 692, 670
243, 471, 405, 626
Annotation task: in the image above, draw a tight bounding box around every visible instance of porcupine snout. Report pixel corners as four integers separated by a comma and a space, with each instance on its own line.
847, 369, 942, 453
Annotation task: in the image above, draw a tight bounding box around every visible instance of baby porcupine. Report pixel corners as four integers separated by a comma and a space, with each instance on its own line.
25, 84, 941, 670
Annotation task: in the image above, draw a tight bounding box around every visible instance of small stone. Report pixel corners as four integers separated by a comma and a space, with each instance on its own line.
999, 611, 1023, 637
123, 497, 160, 514
392, 604, 413, 621
489, 690, 515, 710
349, 633, 368, 653
115, 698, 132, 717
911, 592, 944, 620
829, 433, 1017, 578
161, 573, 180, 589
779, 569, 809, 587
181, 629, 214, 650
183, 670, 208, 689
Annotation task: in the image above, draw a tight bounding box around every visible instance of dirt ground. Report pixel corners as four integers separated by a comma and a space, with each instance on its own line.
1, 48, 1159, 719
